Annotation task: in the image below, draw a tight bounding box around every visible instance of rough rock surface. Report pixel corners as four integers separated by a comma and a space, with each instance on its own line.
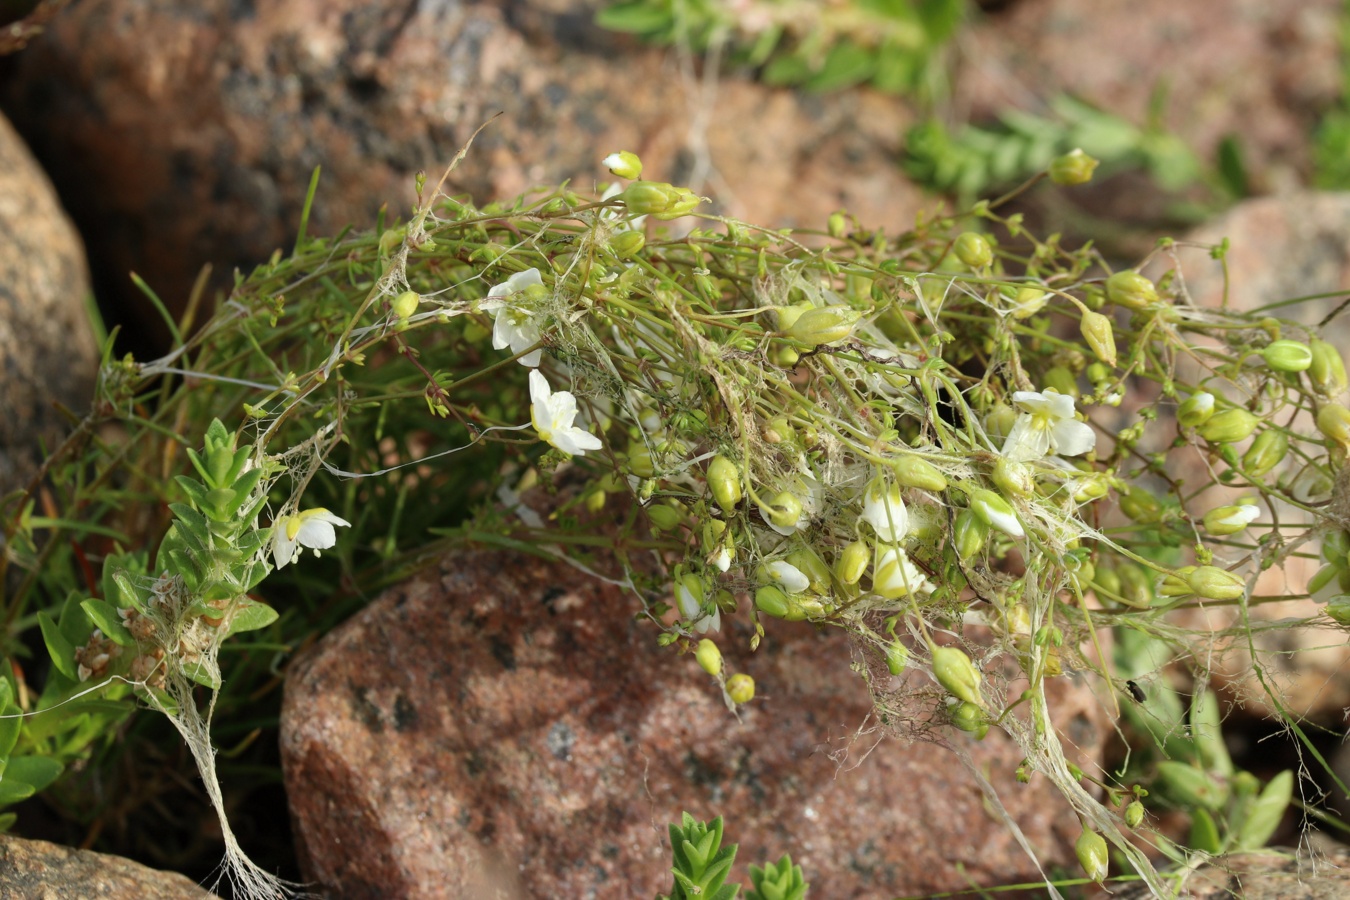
0, 109, 98, 496
1114, 846, 1350, 899
0, 833, 218, 899
0, 0, 923, 346
281, 546, 1106, 899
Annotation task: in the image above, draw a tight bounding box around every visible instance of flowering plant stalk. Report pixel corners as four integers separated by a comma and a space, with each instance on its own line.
1, 146, 1347, 895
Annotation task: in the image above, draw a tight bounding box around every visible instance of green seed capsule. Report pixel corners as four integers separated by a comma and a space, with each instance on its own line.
1105, 271, 1159, 310
1080, 310, 1117, 366
1042, 366, 1079, 398
694, 639, 722, 676
762, 491, 803, 530
1197, 408, 1259, 444
835, 540, 870, 585
1262, 339, 1313, 372
1177, 391, 1216, 428
1116, 562, 1154, 608
706, 455, 742, 513
1124, 800, 1145, 829
1317, 404, 1350, 448
1242, 430, 1288, 476
884, 640, 909, 675
1326, 596, 1350, 626
1202, 503, 1259, 536
1309, 338, 1349, 396
391, 290, 420, 319
949, 701, 988, 738
646, 504, 683, 532
954, 232, 993, 269
953, 509, 989, 560
755, 585, 805, 620
726, 673, 755, 704
931, 645, 983, 707
1075, 829, 1109, 883
892, 456, 947, 492
1049, 148, 1099, 186
609, 230, 645, 259
785, 546, 832, 595
1185, 565, 1247, 601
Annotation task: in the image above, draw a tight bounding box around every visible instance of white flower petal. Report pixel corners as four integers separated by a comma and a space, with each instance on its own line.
873, 546, 933, 599
767, 560, 810, 594
1050, 418, 1096, 457
862, 483, 909, 542
1002, 414, 1051, 462
983, 505, 1024, 539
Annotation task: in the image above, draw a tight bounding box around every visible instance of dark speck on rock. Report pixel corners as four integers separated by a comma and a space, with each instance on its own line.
349, 684, 384, 733
547, 721, 575, 761
392, 692, 418, 732
489, 635, 516, 670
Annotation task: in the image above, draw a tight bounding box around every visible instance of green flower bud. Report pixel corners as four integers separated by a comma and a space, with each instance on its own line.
835, 540, 870, 585
609, 230, 645, 259
954, 232, 993, 270
1124, 800, 1145, 829
694, 639, 722, 676
785, 306, 863, 347
775, 303, 811, 331
992, 457, 1034, 499
1159, 565, 1198, 599
1177, 391, 1217, 428
1317, 403, 1350, 449
892, 456, 947, 492
1093, 564, 1123, 598
653, 186, 702, 220
628, 444, 655, 478
1049, 148, 1100, 186
391, 290, 420, 319
1106, 270, 1158, 310
949, 701, 988, 738
726, 673, 755, 704
1116, 562, 1154, 608
1009, 286, 1047, 319
984, 402, 1017, 441
602, 150, 643, 180
1186, 565, 1247, 601
828, 211, 847, 238
1197, 408, 1259, 444
774, 344, 800, 367
620, 181, 692, 217
1042, 365, 1079, 398
969, 489, 1023, 539
1242, 429, 1288, 476
885, 639, 908, 675
1075, 829, 1109, 883
1261, 339, 1313, 373
761, 491, 803, 530
1203, 503, 1259, 536
931, 645, 983, 707
1310, 338, 1349, 397
1326, 595, 1350, 626
785, 546, 832, 595
954, 508, 989, 559
646, 504, 682, 532
707, 455, 742, 513
1080, 310, 1117, 366
764, 417, 795, 444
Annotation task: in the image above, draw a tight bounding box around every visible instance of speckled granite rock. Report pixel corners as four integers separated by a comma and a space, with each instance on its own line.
0, 833, 218, 899
280, 546, 1106, 899
1114, 846, 1350, 899
0, 108, 97, 497
0, 0, 923, 348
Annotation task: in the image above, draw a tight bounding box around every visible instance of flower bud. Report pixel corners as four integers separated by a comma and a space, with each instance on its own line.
1119, 487, 1161, 523
694, 639, 722, 676
1124, 800, 1145, 829
1159, 565, 1197, 599
892, 456, 947, 492
1261, 339, 1313, 373
1202, 503, 1259, 536
763, 417, 795, 444
1116, 562, 1153, 608
785, 306, 862, 347
954, 508, 988, 559
785, 547, 832, 594
828, 211, 847, 238
609, 230, 645, 259
1310, 338, 1349, 397
646, 503, 683, 532
763, 559, 810, 594
761, 491, 803, 530
1326, 595, 1350, 626
654, 186, 702, 220
391, 290, 420, 319
968, 489, 1023, 539
602, 150, 643, 180
1075, 829, 1109, 883
707, 455, 742, 513
992, 458, 1034, 499
1185, 565, 1247, 601
1177, 391, 1216, 428
619, 181, 684, 216
755, 585, 806, 621
1049, 148, 1100, 186
885, 639, 908, 675
1105, 271, 1158, 310
1317, 403, 1350, 449
835, 540, 870, 585
1009, 286, 1047, 319
726, 673, 755, 704
1242, 429, 1288, 476
931, 645, 983, 707
1197, 408, 1258, 444
1080, 310, 1117, 366
1042, 366, 1079, 398
954, 232, 993, 270
984, 403, 1017, 441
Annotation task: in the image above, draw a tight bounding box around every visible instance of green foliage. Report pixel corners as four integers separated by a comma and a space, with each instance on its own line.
747, 854, 808, 900
658, 813, 806, 900
597, 0, 963, 96
903, 94, 1204, 203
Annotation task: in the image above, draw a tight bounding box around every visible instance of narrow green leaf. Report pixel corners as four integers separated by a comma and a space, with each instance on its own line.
3, 756, 63, 793
38, 612, 78, 681
80, 599, 134, 647
595, 2, 672, 35
1235, 770, 1294, 850
1187, 807, 1221, 854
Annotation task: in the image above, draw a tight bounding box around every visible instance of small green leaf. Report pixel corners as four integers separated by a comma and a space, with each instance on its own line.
220, 598, 279, 638
594, 2, 672, 35
184, 661, 221, 690
1235, 770, 1293, 850
38, 612, 78, 681
3, 756, 63, 793
0, 779, 36, 806
1187, 807, 1221, 854
81, 599, 134, 647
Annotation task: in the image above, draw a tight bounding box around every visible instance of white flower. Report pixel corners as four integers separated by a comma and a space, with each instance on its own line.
766, 560, 810, 594
711, 545, 733, 573
969, 489, 1025, 539
1001, 390, 1096, 462
873, 546, 933, 600
272, 508, 351, 569
674, 579, 721, 633
529, 370, 602, 456
862, 479, 909, 542
482, 268, 545, 367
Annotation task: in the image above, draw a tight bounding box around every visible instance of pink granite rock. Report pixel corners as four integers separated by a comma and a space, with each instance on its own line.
0, 833, 218, 899
281, 546, 1105, 899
